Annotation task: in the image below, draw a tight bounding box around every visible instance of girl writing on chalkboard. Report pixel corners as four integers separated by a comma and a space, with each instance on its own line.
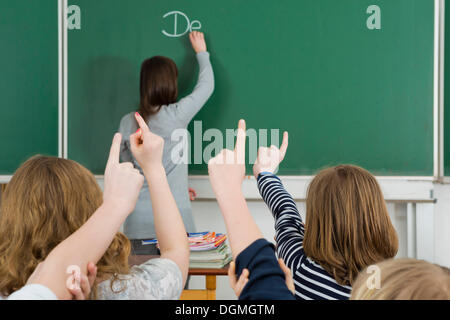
118, 31, 214, 256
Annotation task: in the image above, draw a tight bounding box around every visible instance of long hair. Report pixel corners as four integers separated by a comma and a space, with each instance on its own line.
0, 156, 131, 298
303, 164, 398, 286
351, 258, 450, 300
138, 56, 178, 121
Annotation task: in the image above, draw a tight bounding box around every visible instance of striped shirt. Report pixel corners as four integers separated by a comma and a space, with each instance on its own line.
257, 172, 352, 300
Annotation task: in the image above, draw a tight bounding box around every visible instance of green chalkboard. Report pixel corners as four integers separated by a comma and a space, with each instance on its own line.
0, 0, 59, 175
68, 0, 434, 176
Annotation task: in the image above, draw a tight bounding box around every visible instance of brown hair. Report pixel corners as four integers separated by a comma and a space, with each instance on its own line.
351, 258, 450, 300
303, 164, 398, 286
0, 156, 131, 298
138, 56, 178, 121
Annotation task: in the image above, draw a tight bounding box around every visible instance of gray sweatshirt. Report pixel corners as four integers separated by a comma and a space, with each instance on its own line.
119, 52, 214, 240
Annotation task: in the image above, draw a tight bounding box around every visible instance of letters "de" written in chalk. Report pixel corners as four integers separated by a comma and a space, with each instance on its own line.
162, 11, 202, 37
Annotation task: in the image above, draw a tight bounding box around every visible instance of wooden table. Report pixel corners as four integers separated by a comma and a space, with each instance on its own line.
129, 255, 229, 300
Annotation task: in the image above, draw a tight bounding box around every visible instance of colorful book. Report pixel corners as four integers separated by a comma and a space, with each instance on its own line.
189, 232, 227, 251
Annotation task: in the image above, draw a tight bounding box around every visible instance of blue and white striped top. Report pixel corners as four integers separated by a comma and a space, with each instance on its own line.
257, 172, 352, 300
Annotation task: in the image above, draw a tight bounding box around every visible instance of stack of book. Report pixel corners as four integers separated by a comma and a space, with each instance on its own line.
188, 232, 232, 269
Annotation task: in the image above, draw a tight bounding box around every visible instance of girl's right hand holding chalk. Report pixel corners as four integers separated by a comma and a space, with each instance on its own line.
189, 31, 207, 53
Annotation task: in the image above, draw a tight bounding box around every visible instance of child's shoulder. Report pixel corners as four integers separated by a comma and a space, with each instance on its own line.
120, 111, 135, 123
119, 112, 138, 132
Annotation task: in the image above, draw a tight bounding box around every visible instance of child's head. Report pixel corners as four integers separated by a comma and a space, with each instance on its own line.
351, 258, 450, 300
0, 156, 130, 298
304, 164, 398, 286
139, 56, 178, 120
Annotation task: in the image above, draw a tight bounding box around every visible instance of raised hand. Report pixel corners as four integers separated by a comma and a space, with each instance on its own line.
208, 119, 246, 193
189, 31, 207, 53
253, 131, 288, 178
129, 112, 165, 172
103, 133, 144, 215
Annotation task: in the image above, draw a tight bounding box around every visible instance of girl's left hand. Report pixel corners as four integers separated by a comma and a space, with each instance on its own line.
188, 188, 197, 201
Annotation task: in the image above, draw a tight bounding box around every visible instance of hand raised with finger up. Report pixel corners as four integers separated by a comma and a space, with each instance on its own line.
253, 131, 288, 178
103, 133, 144, 215
208, 119, 247, 193
129, 112, 165, 173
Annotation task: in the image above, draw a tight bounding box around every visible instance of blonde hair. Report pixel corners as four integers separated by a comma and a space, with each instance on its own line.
303, 165, 399, 286
0, 156, 131, 298
351, 258, 450, 300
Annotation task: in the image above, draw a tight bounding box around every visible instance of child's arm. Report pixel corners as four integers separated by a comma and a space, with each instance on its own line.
252, 133, 305, 270
11, 262, 97, 300
257, 173, 305, 268
174, 31, 214, 125
208, 120, 263, 259
130, 112, 190, 286
208, 120, 294, 300
25, 133, 144, 299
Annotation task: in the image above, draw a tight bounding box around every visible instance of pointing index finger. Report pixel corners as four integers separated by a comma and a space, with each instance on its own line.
107, 133, 122, 168
235, 119, 246, 163
135, 112, 150, 133
280, 131, 289, 159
